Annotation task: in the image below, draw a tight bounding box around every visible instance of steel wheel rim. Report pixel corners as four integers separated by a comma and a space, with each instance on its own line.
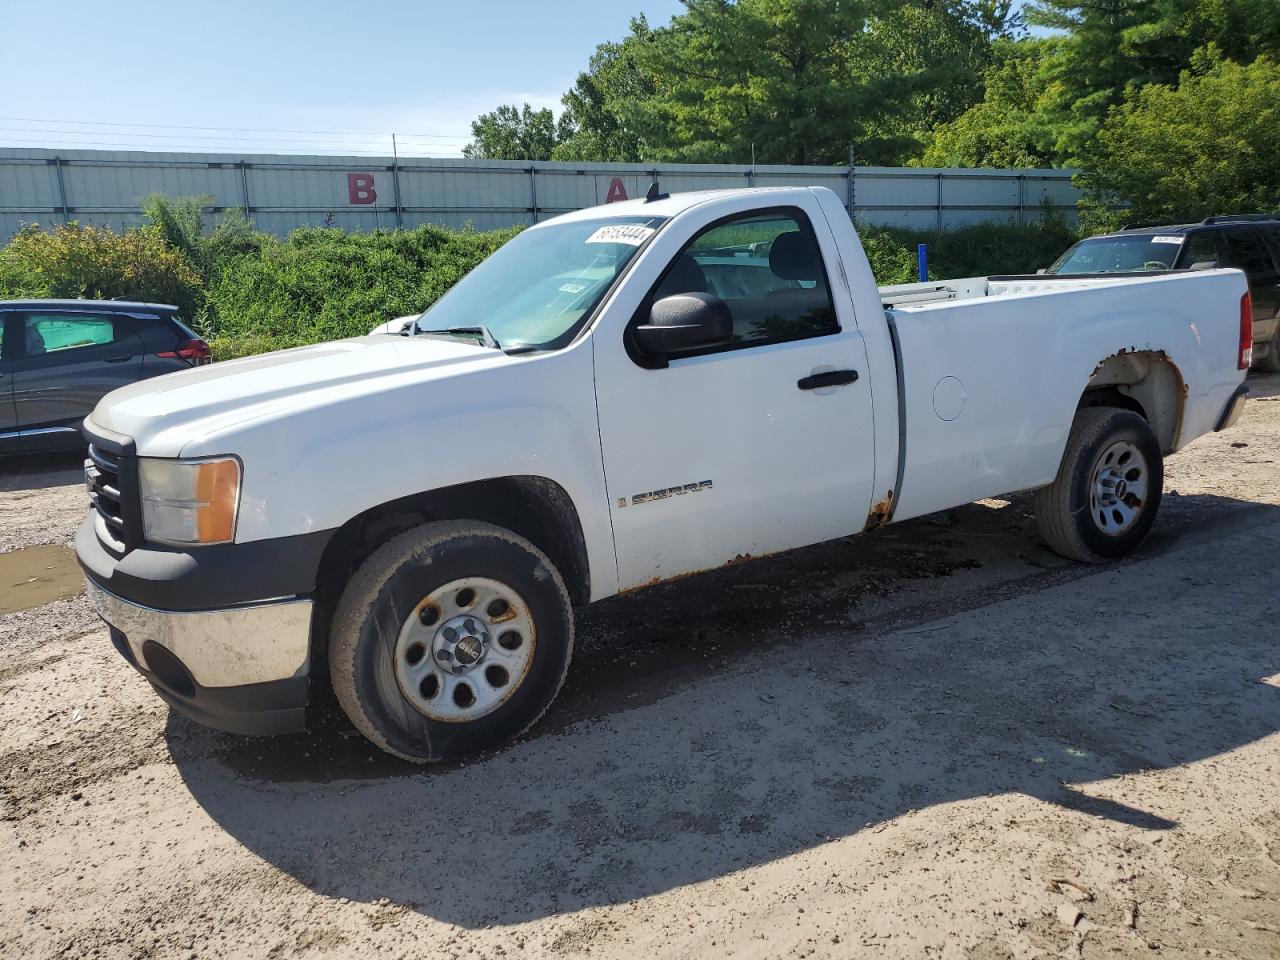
1088, 439, 1149, 536
393, 577, 536, 723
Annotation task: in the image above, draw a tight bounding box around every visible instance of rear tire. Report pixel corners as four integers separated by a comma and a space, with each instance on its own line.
1034, 407, 1163, 563
329, 520, 574, 763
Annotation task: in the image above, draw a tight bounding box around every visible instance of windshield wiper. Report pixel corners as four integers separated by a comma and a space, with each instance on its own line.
415, 324, 502, 350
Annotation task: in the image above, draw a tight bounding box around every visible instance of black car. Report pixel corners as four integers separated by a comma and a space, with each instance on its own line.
0, 299, 209, 455
1046, 215, 1280, 372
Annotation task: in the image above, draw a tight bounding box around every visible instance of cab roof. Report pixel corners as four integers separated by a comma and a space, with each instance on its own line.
1112, 214, 1280, 235
539, 186, 819, 225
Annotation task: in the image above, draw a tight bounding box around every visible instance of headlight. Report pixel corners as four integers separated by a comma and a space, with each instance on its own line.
139, 457, 241, 545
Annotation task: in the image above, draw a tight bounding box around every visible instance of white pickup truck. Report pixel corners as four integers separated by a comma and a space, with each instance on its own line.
76, 186, 1252, 762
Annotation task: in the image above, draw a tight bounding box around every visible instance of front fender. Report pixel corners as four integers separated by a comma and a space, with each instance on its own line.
191, 344, 618, 599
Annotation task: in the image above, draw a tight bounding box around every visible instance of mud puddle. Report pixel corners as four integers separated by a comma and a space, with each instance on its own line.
0, 544, 82, 613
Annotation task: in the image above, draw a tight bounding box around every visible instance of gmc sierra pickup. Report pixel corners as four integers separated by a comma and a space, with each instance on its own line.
76, 186, 1252, 762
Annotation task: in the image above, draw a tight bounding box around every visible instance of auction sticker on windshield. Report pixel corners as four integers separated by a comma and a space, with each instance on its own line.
585, 224, 656, 246
1151, 236, 1184, 244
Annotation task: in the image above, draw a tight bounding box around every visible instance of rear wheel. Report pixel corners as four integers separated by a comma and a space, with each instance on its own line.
329, 520, 574, 762
1035, 406, 1163, 563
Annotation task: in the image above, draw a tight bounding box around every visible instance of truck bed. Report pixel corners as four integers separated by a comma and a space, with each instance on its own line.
874, 269, 1248, 524
878, 274, 1170, 308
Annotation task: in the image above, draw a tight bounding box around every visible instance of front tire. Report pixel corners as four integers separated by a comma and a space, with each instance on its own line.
1035, 407, 1163, 563
329, 520, 574, 763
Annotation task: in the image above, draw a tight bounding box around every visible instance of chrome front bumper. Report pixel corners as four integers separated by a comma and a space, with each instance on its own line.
85, 578, 312, 688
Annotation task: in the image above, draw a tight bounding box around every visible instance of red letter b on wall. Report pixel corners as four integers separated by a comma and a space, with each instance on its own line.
347, 173, 377, 205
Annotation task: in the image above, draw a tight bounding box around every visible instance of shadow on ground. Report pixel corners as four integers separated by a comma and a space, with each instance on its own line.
0, 449, 84, 490
1245, 369, 1280, 400
171, 491, 1280, 928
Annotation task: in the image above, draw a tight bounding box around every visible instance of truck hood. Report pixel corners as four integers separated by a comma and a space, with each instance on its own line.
90, 334, 503, 458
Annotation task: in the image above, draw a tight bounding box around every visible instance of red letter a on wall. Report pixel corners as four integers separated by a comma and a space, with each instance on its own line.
605, 177, 628, 203
347, 173, 377, 205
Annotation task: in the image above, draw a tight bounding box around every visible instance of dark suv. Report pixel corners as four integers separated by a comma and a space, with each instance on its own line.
0, 300, 209, 455
1046, 215, 1280, 372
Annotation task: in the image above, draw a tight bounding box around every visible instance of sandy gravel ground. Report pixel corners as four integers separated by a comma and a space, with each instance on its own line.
2, 374, 1279, 960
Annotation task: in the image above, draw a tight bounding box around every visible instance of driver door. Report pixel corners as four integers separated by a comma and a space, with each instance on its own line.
592, 198, 878, 590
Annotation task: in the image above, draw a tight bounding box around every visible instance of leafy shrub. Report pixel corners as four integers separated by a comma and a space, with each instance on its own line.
858, 226, 925, 285
0, 205, 1080, 361
202, 218, 1077, 357
861, 215, 1080, 283
1079, 52, 1280, 228
141, 193, 208, 264
142, 194, 269, 277
0, 222, 204, 318
202, 224, 521, 356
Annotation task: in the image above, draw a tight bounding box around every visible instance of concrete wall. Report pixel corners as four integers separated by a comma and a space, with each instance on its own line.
0, 148, 1080, 240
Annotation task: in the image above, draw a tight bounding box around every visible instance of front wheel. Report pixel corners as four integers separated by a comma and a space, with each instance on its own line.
329, 520, 574, 762
1034, 406, 1163, 563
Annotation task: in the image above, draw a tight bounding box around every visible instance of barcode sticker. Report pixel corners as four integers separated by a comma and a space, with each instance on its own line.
585, 224, 655, 246
1150, 235, 1183, 244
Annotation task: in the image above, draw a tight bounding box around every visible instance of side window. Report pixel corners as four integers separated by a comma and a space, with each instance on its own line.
20, 313, 126, 359
1221, 229, 1276, 275
1177, 232, 1220, 268
1263, 225, 1280, 263
651, 209, 838, 349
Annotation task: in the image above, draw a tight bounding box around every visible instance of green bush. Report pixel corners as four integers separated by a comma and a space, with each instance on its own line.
1079, 52, 1280, 228
141, 193, 208, 264
0, 222, 204, 318
142, 194, 269, 277
202, 224, 520, 357
203, 218, 1077, 357
861, 216, 1080, 283
0, 208, 1081, 361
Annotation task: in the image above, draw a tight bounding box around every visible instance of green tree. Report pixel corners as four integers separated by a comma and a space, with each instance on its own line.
462, 103, 570, 161
920, 38, 1068, 167
856, 0, 1022, 159
1120, 0, 1280, 86
553, 18, 656, 162
470, 0, 1022, 167
1023, 0, 1280, 160
618, 0, 916, 165
1078, 52, 1280, 226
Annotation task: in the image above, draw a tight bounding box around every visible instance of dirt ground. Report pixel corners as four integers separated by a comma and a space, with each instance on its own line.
2, 375, 1279, 960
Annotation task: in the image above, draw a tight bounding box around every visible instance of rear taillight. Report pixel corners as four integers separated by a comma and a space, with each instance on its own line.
158, 338, 211, 365
1239, 292, 1253, 370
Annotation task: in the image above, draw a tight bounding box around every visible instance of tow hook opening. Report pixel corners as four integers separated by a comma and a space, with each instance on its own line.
141, 640, 197, 699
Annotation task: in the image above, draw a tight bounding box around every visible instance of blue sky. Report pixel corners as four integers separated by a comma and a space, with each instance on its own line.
0, 0, 685, 157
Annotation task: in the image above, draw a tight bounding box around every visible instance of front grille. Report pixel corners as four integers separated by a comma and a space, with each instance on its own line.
84, 437, 141, 554
86, 444, 127, 552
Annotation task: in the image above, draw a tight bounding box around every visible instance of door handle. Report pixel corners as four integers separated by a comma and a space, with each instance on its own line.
104, 355, 133, 363
797, 369, 859, 390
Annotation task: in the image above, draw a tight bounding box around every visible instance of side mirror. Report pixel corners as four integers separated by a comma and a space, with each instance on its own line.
635, 292, 732, 355
1189, 260, 1220, 271
1035, 268, 1048, 275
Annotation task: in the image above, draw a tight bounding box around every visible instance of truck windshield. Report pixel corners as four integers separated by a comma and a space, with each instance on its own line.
1048, 234, 1185, 274
414, 215, 667, 350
